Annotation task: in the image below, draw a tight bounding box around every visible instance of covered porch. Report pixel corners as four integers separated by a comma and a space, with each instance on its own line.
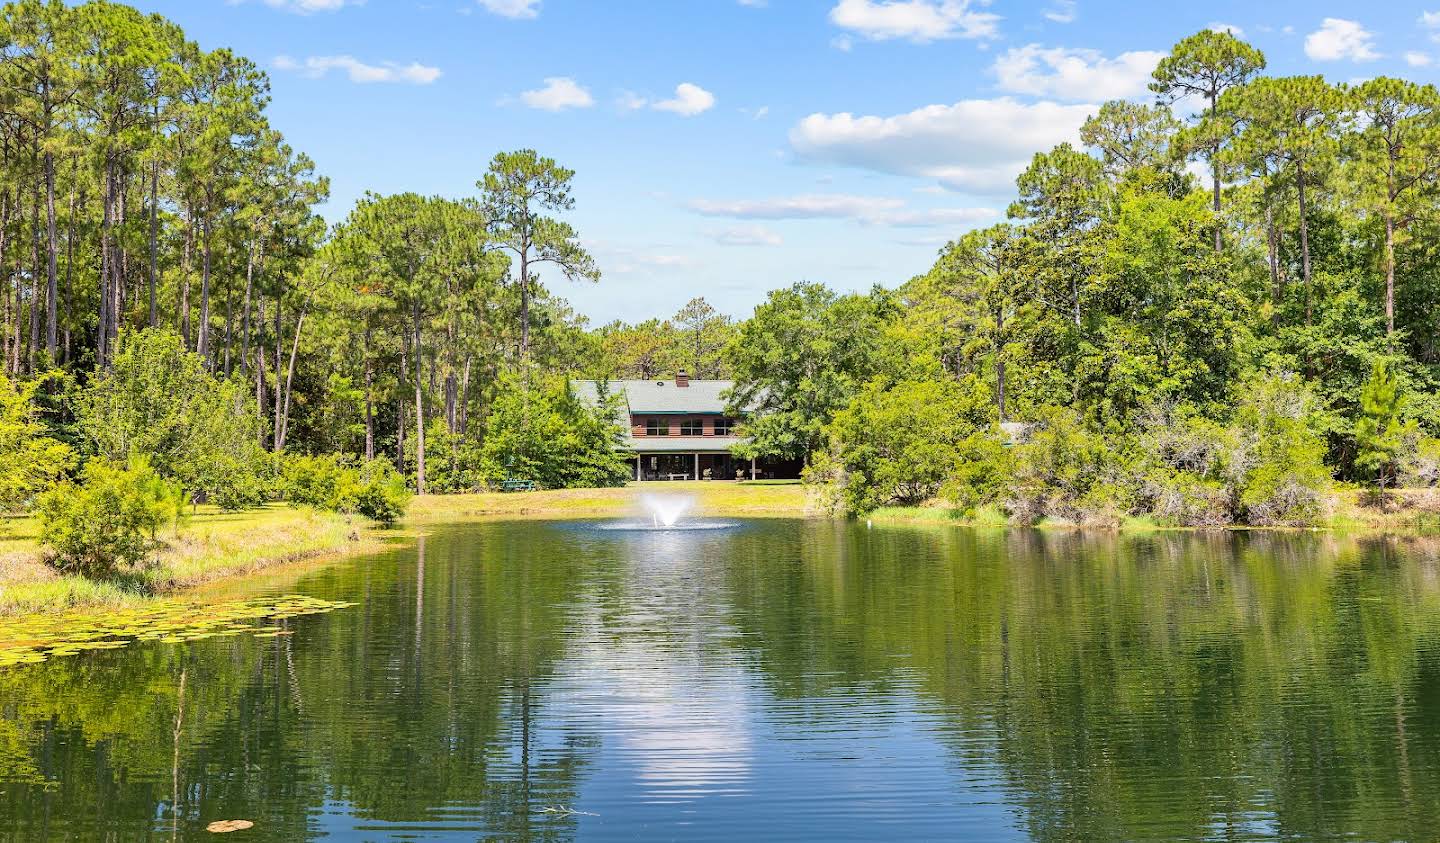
634, 452, 748, 481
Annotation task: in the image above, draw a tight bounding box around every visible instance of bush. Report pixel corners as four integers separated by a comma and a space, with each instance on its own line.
479, 375, 632, 490
36, 458, 183, 579
347, 456, 410, 525
282, 452, 410, 525
814, 376, 991, 515
0, 373, 74, 513
81, 328, 267, 507
1005, 407, 1132, 525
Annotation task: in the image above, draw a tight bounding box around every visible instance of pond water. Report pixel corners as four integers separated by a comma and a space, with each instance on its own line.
4, 519, 1440, 840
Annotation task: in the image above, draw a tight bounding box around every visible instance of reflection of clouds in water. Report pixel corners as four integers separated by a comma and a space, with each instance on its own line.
550, 542, 753, 799
563, 640, 752, 796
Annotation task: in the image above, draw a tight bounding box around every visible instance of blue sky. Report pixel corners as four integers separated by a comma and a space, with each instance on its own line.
131, 0, 1440, 324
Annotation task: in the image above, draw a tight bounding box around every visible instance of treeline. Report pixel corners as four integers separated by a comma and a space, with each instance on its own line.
730, 30, 1440, 525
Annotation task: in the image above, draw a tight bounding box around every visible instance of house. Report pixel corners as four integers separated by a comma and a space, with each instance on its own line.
572, 371, 801, 481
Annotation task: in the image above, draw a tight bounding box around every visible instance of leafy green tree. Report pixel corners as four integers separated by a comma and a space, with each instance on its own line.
727, 283, 897, 463
479, 375, 630, 489
1218, 76, 1344, 325
0, 372, 72, 512
813, 376, 991, 514
80, 327, 264, 505
1347, 78, 1440, 337
1150, 28, 1266, 249
36, 455, 182, 578
1080, 99, 1183, 185
479, 149, 599, 359
673, 296, 732, 378
1354, 360, 1410, 498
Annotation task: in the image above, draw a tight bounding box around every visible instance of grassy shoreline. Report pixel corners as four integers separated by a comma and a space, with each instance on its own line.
1, 504, 388, 616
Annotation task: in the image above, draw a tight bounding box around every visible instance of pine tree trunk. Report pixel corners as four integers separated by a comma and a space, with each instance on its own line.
1384, 213, 1396, 337
43, 148, 57, 360
413, 302, 426, 494
1296, 163, 1313, 327
148, 147, 159, 327
199, 212, 211, 362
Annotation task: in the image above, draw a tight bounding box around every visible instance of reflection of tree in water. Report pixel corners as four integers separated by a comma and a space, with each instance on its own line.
721, 523, 1440, 842
7, 522, 1440, 839
0, 525, 603, 839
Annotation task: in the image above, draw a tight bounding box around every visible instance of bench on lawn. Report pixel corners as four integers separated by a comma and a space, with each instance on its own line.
499, 479, 537, 492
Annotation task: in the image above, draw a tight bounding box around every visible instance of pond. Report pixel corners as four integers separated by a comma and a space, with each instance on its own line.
4, 518, 1440, 840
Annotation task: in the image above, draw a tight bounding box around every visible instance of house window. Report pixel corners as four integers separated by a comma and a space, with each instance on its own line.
713, 418, 733, 436
680, 418, 703, 436
646, 418, 669, 437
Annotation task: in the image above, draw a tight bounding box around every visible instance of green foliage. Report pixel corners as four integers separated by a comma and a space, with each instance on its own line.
423, 419, 486, 494
1005, 408, 1134, 526
281, 452, 410, 525
80, 328, 267, 508
812, 376, 992, 515
728, 283, 898, 461
1354, 360, 1412, 494
1232, 376, 1333, 526
478, 376, 632, 490
36, 458, 183, 579
0, 374, 74, 513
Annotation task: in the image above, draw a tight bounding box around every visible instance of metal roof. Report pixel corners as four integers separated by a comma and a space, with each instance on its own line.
572, 379, 739, 414
624, 435, 748, 453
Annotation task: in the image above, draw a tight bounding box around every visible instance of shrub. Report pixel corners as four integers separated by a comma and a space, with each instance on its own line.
347, 456, 410, 525
1232, 375, 1333, 526
36, 457, 183, 579
479, 375, 632, 490
1005, 407, 1131, 524
815, 376, 991, 515
0, 373, 74, 513
282, 452, 410, 525
80, 328, 266, 507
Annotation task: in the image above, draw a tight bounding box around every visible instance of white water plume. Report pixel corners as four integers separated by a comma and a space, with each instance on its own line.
639, 494, 693, 528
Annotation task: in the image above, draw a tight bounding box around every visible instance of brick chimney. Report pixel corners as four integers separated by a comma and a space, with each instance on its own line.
676, 369, 690, 388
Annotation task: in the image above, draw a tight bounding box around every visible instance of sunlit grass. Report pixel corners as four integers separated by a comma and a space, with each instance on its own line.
0, 504, 383, 617
406, 481, 816, 522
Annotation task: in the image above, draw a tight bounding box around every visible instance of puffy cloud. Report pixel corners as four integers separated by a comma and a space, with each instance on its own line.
1208, 22, 1243, 36
689, 193, 995, 228
788, 96, 1094, 193
654, 83, 716, 116
828, 0, 999, 44
477, 0, 539, 18
519, 77, 594, 111
711, 225, 784, 246
620, 83, 717, 116
272, 55, 441, 84
1406, 51, 1433, 67
992, 44, 1164, 101
1304, 18, 1380, 62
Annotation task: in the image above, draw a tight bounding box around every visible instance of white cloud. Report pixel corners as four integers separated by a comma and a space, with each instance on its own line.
828, 0, 999, 44
711, 225, 784, 246
619, 83, 716, 116
1422, 11, 1440, 28
1304, 18, 1380, 62
654, 83, 715, 116
689, 193, 995, 228
1208, 22, 1243, 36
992, 44, 1163, 101
272, 55, 441, 84
477, 0, 539, 18
241, 0, 356, 12
519, 77, 594, 111
1043, 0, 1076, 24
789, 96, 1095, 193
1407, 51, 1433, 67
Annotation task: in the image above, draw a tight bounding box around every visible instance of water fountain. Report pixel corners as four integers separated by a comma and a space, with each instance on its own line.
641, 494, 692, 528
591, 492, 738, 532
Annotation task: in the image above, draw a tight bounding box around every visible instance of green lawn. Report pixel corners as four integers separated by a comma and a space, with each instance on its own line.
0, 504, 384, 616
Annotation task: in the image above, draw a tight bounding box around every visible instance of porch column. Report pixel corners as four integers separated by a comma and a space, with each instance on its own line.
635, 456, 641, 482
694, 452, 700, 481
750, 457, 756, 481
